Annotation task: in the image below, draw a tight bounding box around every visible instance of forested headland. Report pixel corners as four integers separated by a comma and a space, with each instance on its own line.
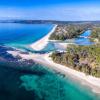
50, 23, 100, 77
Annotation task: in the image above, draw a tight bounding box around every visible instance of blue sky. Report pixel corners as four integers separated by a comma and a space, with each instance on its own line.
0, 0, 100, 21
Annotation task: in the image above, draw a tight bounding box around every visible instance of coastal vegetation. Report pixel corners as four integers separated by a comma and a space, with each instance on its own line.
50, 23, 100, 77
51, 44, 100, 77
91, 27, 100, 42
0, 21, 100, 98
49, 24, 90, 40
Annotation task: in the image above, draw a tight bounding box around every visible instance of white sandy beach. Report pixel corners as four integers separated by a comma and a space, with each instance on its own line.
7, 50, 100, 94
30, 25, 57, 51
7, 24, 100, 94
54, 42, 75, 50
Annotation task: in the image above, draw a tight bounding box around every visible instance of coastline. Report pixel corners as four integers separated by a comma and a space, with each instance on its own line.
30, 25, 57, 51
7, 24, 100, 94
7, 50, 100, 94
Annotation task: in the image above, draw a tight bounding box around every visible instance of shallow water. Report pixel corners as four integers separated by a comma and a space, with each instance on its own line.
0, 63, 100, 100
74, 30, 94, 45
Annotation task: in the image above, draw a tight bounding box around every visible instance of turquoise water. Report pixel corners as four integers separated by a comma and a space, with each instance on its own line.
0, 23, 100, 100
0, 63, 100, 100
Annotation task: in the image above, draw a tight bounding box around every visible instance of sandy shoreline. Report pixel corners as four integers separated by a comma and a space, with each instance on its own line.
7, 24, 100, 94
30, 25, 57, 51
7, 50, 100, 94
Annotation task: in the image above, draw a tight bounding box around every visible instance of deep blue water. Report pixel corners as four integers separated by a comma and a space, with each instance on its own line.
0, 23, 54, 49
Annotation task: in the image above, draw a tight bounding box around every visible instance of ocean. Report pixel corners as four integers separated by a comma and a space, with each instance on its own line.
0, 23, 54, 50
0, 23, 100, 100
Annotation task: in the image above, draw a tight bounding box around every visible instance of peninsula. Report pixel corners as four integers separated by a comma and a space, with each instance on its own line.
7, 22, 100, 94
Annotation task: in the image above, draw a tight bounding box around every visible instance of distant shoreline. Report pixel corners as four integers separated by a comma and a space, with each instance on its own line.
1, 20, 100, 24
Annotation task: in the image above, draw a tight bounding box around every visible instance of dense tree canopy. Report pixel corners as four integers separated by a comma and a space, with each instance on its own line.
51, 44, 100, 77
